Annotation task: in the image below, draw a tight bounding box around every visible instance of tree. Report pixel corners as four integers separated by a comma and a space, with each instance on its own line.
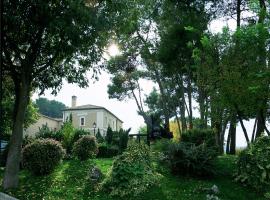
105, 126, 113, 145
35, 98, 66, 118
2, 0, 117, 189
1, 76, 39, 139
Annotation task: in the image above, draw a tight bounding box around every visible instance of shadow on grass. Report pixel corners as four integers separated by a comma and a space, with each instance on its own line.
0, 165, 58, 200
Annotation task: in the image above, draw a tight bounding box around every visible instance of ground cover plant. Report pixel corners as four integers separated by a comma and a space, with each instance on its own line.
0, 153, 265, 200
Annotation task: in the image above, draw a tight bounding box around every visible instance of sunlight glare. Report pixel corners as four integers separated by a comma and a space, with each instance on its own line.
107, 43, 120, 57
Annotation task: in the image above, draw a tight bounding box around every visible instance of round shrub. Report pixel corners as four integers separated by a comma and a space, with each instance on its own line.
102, 143, 160, 198
167, 142, 218, 177
235, 136, 270, 193
22, 139, 65, 175
72, 135, 98, 160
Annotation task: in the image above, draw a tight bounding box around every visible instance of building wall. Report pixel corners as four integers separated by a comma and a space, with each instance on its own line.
63, 109, 122, 136
103, 110, 122, 132
63, 110, 97, 133
24, 115, 61, 137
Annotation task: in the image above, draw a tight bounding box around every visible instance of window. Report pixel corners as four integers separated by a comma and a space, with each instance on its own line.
80, 117, 85, 126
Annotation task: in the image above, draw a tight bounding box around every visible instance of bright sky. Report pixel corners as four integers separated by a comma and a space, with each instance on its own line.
32, 17, 268, 148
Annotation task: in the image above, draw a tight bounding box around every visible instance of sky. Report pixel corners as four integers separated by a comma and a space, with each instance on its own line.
32, 16, 269, 148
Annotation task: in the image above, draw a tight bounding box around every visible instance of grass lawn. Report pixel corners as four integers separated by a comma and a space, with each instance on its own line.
0, 156, 264, 200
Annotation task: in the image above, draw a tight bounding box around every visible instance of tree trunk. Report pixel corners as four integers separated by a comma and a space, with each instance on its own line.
226, 130, 231, 154
237, 114, 250, 144
174, 110, 182, 138
187, 76, 193, 129
251, 117, 257, 142
236, 0, 241, 28
220, 117, 229, 154
3, 80, 30, 189
177, 75, 187, 131
153, 69, 171, 133
255, 109, 265, 139
229, 114, 236, 155
214, 121, 222, 153
198, 88, 205, 128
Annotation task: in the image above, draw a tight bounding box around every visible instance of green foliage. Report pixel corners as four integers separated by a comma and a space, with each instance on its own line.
22, 135, 35, 148
235, 136, 270, 193
166, 142, 218, 177
72, 136, 98, 161
35, 98, 66, 118
102, 143, 160, 198
2, 157, 264, 200
60, 122, 75, 154
118, 128, 129, 153
72, 129, 90, 143
96, 128, 104, 143
105, 126, 113, 145
1, 77, 39, 136
181, 129, 217, 148
97, 144, 119, 158
36, 124, 63, 141
152, 138, 174, 153
22, 139, 65, 175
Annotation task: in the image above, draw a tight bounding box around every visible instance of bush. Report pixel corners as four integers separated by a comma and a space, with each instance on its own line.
60, 122, 75, 154
235, 136, 270, 193
166, 142, 218, 177
105, 126, 113, 145
118, 129, 129, 152
72, 135, 98, 160
73, 129, 90, 143
35, 124, 63, 141
22, 139, 65, 175
102, 143, 160, 198
181, 129, 216, 147
97, 144, 119, 158
152, 138, 174, 153
96, 128, 104, 143
22, 135, 35, 148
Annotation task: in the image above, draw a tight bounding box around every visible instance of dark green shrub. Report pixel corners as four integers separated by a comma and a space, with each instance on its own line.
73, 129, 90, 143
22, 135, 35, 148
102, 143, 160, 198
97, 144, 119, 158
36, 124, 63, 141
235, 136, 270, 193
118, 129, 129, 152
181, 129, 216, 147
105, 126, 113, 145
152, 138, 173, 153
22, 139, 65, 175
167, 142, 218, 177
72, 135, 98, 160
96, 128, 104, 143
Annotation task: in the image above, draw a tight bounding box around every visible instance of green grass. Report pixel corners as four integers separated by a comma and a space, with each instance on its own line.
0, 156, 265, 200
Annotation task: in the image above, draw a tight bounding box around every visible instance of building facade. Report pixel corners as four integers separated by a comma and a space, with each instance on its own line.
62, 96, 123, 136
24, 114, 62, 137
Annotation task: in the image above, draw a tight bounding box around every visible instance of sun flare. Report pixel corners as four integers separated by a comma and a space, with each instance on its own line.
107, 43, 120, 57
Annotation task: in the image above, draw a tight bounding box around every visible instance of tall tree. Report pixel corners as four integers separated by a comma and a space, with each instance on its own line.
2, 0, 116, 189
35, 98, 66, 118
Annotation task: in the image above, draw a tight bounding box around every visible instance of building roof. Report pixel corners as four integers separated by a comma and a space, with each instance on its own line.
39, 113, 63, 122
63, 104, 123, 123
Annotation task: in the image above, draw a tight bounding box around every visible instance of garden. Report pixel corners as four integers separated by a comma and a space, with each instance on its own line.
1, 0, 270, 199
0, 125, 269, 200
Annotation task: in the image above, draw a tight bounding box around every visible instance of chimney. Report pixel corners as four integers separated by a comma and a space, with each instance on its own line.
71, 96, 77, 107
